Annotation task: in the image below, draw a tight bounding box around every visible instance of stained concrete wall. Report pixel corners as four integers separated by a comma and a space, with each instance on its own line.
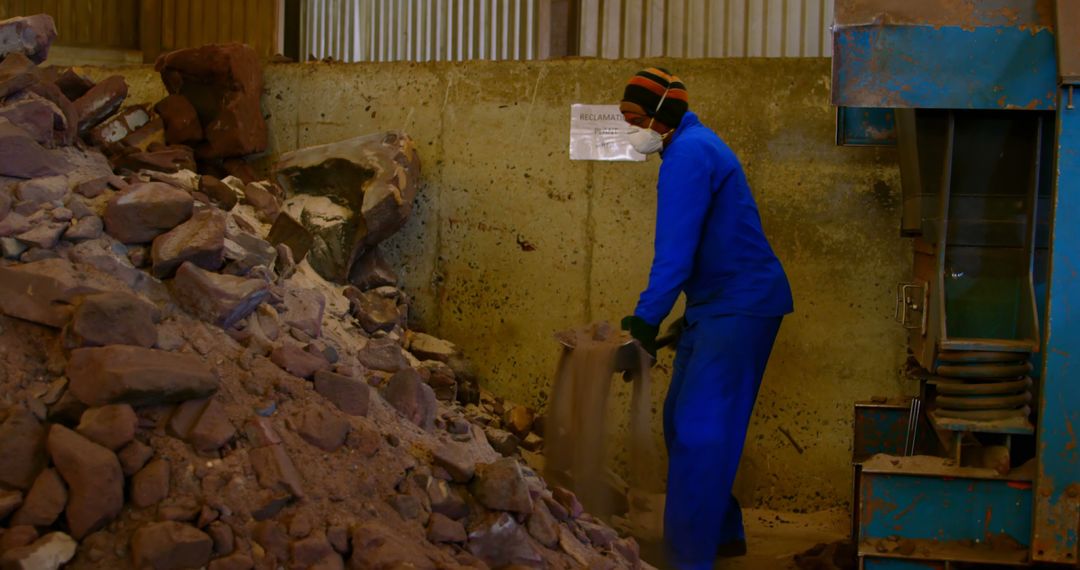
102, 58, 910, 512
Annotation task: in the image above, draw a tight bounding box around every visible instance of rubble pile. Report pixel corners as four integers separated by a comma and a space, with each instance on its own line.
0, 14, 646, 570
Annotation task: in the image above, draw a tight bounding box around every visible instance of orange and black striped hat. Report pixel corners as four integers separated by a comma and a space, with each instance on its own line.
621, 67, 689, 129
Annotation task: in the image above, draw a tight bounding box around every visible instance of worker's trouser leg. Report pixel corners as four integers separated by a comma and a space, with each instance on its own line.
662, 314, 782, 570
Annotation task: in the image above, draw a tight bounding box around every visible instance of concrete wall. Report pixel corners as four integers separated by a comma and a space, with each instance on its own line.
102, 58, 911, 512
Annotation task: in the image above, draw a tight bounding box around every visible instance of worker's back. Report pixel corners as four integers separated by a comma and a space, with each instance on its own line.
647, 111, 794, 322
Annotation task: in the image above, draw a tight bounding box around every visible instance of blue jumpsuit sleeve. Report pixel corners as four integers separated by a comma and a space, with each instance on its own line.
634, 150, 715, 326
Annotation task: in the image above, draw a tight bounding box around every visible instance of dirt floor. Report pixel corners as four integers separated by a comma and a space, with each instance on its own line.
638, 508, 851, 570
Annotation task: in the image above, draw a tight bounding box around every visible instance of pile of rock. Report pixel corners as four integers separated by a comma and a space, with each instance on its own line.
0, 13, 647, 570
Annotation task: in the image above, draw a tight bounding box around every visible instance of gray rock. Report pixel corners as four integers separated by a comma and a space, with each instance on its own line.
0, 14, 57, 63
169, 262, 269, 328
273, 131, 420, 282
103, 182, 193, 244
466, 513, 544, 568
150, 208, 226, 278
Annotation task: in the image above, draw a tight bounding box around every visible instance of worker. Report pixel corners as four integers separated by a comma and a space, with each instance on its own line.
618, 68, 794, 569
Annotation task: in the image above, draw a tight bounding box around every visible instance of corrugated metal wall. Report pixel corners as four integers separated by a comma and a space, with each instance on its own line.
301, 0, 540, 62
300, 0, 835, 62
0, 0, 140, 49
579, 0, 833, 58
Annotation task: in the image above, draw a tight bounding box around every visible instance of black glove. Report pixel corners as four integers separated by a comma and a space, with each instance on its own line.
657, 316, 687, 349
621, 315, 659, 358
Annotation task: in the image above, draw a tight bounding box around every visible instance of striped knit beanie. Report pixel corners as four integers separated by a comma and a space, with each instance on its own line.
621, 67, 689, 129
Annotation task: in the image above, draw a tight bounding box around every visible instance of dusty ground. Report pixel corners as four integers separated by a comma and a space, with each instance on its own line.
637, 508, 850, 570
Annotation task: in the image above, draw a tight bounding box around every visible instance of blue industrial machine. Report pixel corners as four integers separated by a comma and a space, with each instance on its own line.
833, 1, 1079, 568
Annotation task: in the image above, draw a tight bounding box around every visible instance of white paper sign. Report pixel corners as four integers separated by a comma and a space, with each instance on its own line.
568, 104, 645, 162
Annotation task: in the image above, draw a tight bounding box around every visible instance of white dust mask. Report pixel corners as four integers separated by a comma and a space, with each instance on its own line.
627, 126, 665, 154
625, 85, 671, 155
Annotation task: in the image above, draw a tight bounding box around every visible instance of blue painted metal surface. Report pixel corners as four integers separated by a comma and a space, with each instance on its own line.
833, 25, 1057, 110
836, 107, 896, 146
859, 473, 1033, 544
1033, 86, 1080, 565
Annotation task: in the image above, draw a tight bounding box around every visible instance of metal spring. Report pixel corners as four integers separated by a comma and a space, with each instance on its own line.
932, 350, 1033, 421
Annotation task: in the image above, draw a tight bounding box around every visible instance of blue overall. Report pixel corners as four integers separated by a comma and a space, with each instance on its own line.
633, 112, 793, 569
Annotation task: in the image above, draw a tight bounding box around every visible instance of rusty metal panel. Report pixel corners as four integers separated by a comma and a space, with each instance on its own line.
1058, 0, 1080, 84
832, 24, 1057, 110
858, 464, 1033, 565
835, 0, 1054, 29
1033, 86, 1080, 565
832, 0, 1058, 110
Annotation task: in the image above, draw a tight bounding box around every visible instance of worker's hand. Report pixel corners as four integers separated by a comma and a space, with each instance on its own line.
657, 315, 687, 349
621, 315, 659, 358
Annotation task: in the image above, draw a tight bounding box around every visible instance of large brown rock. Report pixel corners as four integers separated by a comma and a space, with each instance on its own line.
0, 14, 56, 63
427, 513, 467, 544
155, 94, 203, 145
346, 287, 405, 334
470, 457, 534, 514
199, 174, 238, 209
151, 208, 226, 278
0, 52, 35, 99
249, 444, 305, 500
280, 286, 325, 338
155, 44, 266, 159
354, 338, 410, 372
0, 93, 64, 146
347, 246, 397, 290
169, 262, 269, 328
0, 258, 116, 327
56, 69, 94, 101
0, 118, 71, 179
349, 523, 437, 570
66, 345, 218, 407
313, 370, 371, 417
273, 131, 420, 282
131, 459, 169, 508
186, 398, 235, 452
240, 181, 280, 223
296, 406, 349, 452
10, 469, 67, 527
409, 333, 457, 363
72, 75, 128, 134
382, 368, 436, 431
270, 342, 329, 379
525, 500, 559, 548
0, 532, 77, 570
103, 181, 194, 244
131, 521, 213, 570
0, 408, 47, 490
46, 425, 123, 539
75, 404, 137, 451
68, 291, 160, 348
426, 478, 468, 519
